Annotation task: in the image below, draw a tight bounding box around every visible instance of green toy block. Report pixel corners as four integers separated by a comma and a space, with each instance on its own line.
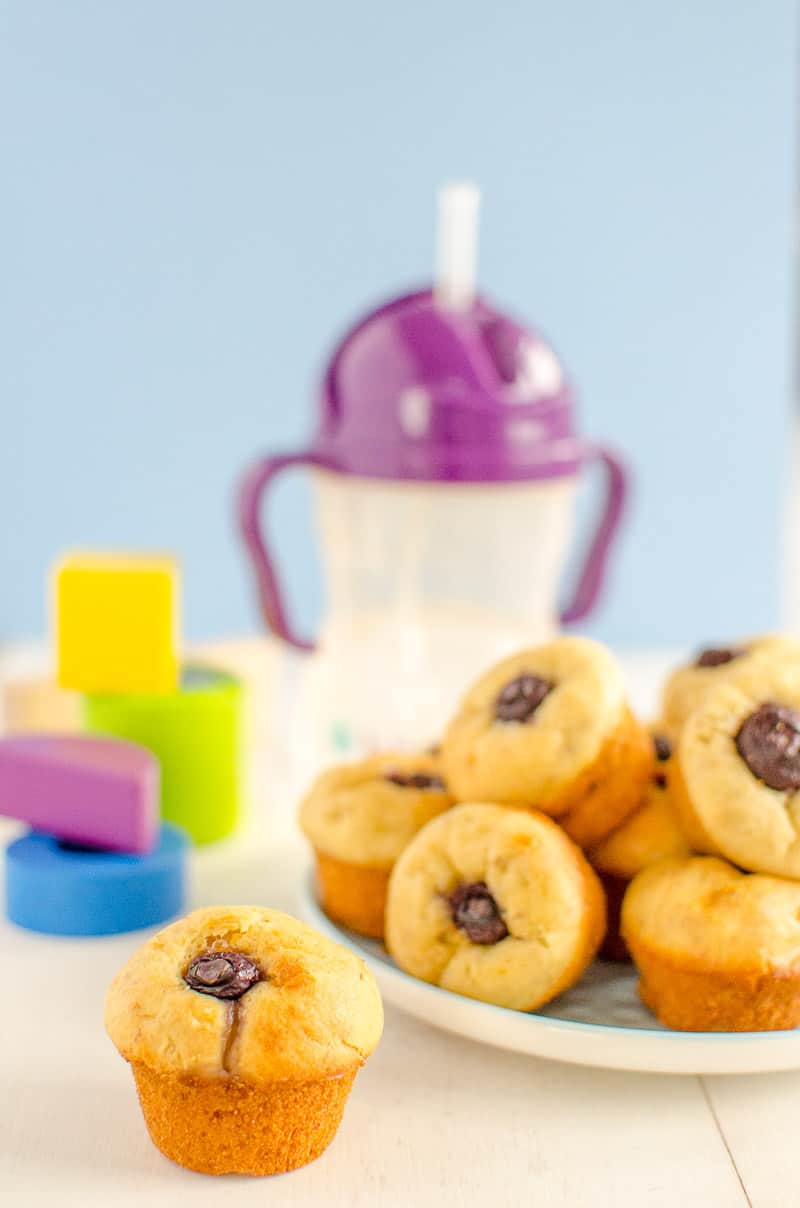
83, 666, 244, 845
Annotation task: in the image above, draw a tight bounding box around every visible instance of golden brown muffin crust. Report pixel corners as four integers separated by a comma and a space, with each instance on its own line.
591, 787, 689, 880
105, 906, 383, 1083
314, 852, 390, 939
622, 856, 800, 1030
673, 673, 800, 879
440, 639, 652, 847
622, 857, 800, 971
441, 638, 628, 806
660, 634, 800, 737
299, 751, 452, 868
132, 1062, 356, 1176
385, 802, 605, 1011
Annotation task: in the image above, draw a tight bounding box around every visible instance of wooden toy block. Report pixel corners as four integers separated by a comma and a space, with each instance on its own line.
0, 734, 159, 853
2, 676, 81, 734
53, 552, 179, 694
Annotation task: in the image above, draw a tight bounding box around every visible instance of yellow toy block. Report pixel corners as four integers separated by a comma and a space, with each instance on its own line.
54, 552, 180, 694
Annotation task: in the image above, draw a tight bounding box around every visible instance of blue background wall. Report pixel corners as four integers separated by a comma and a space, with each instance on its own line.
1, 2, 795, 647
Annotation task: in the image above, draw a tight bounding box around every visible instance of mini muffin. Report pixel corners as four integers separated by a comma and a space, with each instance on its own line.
591, 732, 690, 961
660, 634, 800, 737
592, 733, 686, 880
672, 672, 800, 880
441, 637, 653, 849
299, 752, 453, 939
622, 856, 800, 1031
385, 802, 606, 1011
105, 906, 383, 1175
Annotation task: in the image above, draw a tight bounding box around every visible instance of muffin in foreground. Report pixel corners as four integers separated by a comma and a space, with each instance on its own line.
590, 731, 689, 960
660, 634, 800, 737
622, 857, 800, 1031
385, 802, 605, 1011
105, 905, 383, 1175
299, 751, 453, 938
441, 637, 653, 848
672, 671, 800, 879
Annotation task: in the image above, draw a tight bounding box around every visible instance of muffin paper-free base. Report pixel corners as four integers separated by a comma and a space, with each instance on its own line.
314, 852, 390, 940
132, 1063, 357, 1176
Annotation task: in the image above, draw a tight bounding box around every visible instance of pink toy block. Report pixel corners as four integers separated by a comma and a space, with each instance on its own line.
0, 735, 159, 854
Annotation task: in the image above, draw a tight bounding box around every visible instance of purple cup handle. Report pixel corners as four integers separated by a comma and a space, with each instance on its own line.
560, 443, 628, 625
237, 452, 319, 652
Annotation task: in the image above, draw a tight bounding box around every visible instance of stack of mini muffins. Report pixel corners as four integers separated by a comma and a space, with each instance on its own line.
301, 632, 800, 1031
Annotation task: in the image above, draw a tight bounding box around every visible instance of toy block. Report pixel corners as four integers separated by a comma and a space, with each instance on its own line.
190, 635, 278, 742
5, 823, 187, 936
3, 676, 81, 734
53, 552, 179, 694
84, 665, 243, 845
0, 734, 159, 853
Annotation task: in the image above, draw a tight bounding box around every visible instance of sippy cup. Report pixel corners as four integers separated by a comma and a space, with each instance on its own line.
238, 185, 628, 763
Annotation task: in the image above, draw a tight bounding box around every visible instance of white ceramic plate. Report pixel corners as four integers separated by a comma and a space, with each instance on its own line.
300, 875, 800, 1075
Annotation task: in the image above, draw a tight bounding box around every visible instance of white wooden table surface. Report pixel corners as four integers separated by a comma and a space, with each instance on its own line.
0, 648, 796, 1206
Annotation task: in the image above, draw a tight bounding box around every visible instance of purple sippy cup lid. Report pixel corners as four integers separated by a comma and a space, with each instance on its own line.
309, 183, 585, 482
312, 287, 582, 482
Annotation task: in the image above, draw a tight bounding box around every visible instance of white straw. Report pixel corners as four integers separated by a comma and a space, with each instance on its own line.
434, 181, 481, 311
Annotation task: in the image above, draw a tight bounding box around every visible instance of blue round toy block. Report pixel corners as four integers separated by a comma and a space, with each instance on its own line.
5, 822, 188, 936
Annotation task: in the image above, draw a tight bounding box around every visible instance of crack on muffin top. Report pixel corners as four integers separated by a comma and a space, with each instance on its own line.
221, 1001, 242, 1073
735, 702, 800, 792
184, 950, 262, 1000
494, 674, 554, 723
448, 881, 509, 945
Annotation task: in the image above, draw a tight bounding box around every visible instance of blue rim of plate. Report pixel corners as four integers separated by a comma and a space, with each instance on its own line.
302, 872, 797, 1045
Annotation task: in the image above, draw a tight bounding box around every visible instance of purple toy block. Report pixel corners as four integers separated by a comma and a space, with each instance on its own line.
0, 735, 159, 854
